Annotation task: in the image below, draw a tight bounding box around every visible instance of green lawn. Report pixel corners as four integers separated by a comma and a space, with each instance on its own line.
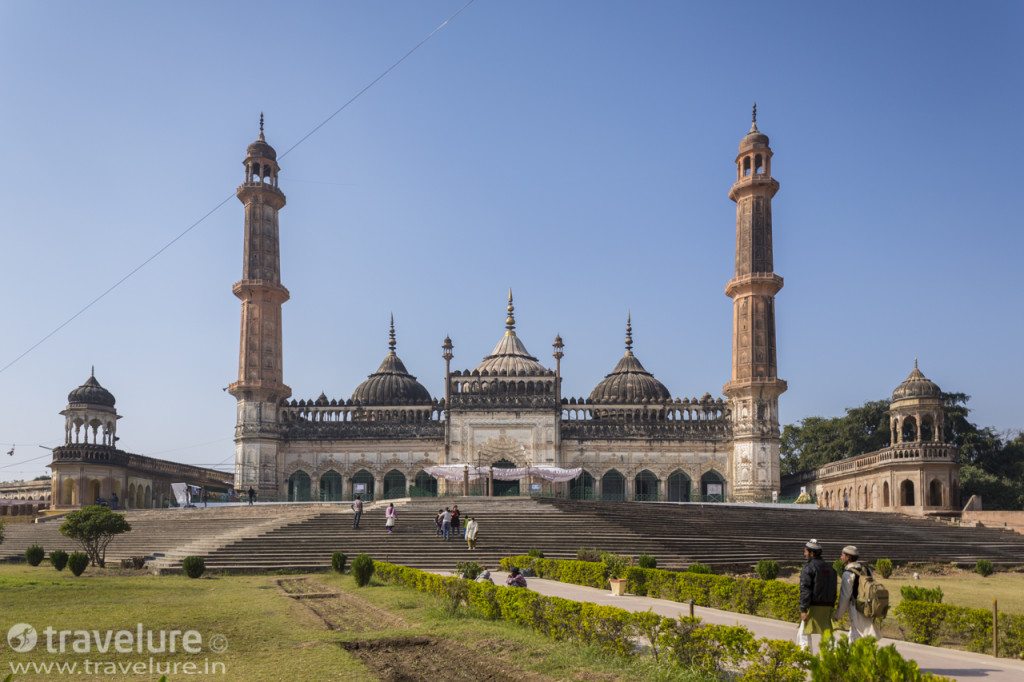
0, 565, 707, 681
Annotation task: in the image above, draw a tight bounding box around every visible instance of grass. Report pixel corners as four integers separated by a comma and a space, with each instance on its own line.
0, 564, 711, 681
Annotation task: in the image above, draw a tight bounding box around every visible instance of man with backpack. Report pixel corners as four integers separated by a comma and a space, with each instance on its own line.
834, 545, 885, 641
797, 539, 837, 652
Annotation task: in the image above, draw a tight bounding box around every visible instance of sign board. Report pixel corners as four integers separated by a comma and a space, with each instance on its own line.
353, 483, 367, 494
529, 483, 542, 492
706, 483, 723, 496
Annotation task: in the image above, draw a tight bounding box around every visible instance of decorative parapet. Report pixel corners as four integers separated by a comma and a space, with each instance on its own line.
50, 445, 232, 486
281, 420, 444, 441
815, 442, 957, 481
560, 420, 731, 441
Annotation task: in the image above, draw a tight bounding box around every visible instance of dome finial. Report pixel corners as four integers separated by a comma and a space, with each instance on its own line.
388, 313, 396, 353
505, 289, 516, 332
914, 357, 919, 370
749, 102, 759, 134
90, 365, 95, 378
259, 112, 265, 141
625, 312, 633, 353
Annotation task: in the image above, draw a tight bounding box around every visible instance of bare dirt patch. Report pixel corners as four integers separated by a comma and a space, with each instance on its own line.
277, 577, 405, 632
340, 636, 551, 682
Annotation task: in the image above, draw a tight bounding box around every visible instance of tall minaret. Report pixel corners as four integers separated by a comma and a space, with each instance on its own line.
227, 114, 291, 497
723, 105, 787, 502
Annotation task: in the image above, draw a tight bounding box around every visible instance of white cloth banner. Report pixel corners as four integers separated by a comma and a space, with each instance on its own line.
170, 482, 189, 506
422, 465, 582, 483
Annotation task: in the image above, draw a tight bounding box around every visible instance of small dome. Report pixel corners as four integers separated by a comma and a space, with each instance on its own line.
891, 361, 942, 401
589, 316, 670, 404
739, 104, 769, 151
246, 113, 277, 160
68, 369, 116, 408
351, 317, 431, 405
474, 291, 549, 375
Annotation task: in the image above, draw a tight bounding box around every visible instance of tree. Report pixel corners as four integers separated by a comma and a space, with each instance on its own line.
780, 400, 890, 475
59, 505, 131, 567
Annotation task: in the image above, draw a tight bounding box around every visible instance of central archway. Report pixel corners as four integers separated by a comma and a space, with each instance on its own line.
319, 471, 342, 501
667, 470, 691, 502
634, 470, 659, 501
492, 459, 519, 496
411, 470, 438, 497
351, 469, 375, 501
569, 470, 595, 500
288, 471, 311, 502
928, 479, 943, 507
601, 469, 625, 501
700, 470, 725, 502
900, 479, 915, 506
383, 470, 407, 499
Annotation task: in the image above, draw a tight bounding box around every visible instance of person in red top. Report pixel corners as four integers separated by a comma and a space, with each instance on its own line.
506, 567, 527, 588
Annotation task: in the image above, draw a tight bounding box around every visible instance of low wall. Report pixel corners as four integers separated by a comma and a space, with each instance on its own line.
961, 511, 1024, 535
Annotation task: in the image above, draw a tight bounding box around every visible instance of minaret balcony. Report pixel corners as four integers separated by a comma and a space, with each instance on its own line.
724, 272, 783, 298
728, 175, 779, 201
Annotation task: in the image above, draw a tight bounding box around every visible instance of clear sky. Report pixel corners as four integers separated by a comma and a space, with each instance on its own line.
1, 1, 1021, 480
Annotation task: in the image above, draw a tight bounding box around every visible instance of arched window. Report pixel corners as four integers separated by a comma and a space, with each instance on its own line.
743, 156, 752, 176
383, 470, 407, 499
320, 470, 343, 501
700, 470, 726, 502
601, 469, 625, 501
900, 480, 915, 506
288, 471, 311, 502
412, 470, 438, 497
667, 470, 692, 502
901, 416, 918, 443
928, 479, 943, 507
754, 154, 764, 174
920, 415, 935, 442
569, 470, 595, 500
634, 470, 659, 501
350, 469, 375, 501
883, 481, 891, 507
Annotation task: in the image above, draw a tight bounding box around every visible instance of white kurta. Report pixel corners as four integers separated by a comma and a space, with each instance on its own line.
835, 563, 879, 641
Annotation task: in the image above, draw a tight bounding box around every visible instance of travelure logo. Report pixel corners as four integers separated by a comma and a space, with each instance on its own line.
7, 623, 38, 653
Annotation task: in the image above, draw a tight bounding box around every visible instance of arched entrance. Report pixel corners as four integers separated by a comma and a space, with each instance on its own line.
883, 481, 890, 507
667, 470, 691, 502
288, 471, 311, 502
383, 470, 407, 499
351, 469, 375, 501
60, 478, 76, 506
87, 479, 101, 504
492, 459, 519, 496
143, 485, 152, 508
569, 471, 595, 500
928, 479, 943, 507
634, 470, 659, 501
601, 469, 625, 501
411, 470, 438, 497
320, 471, 343, 501
900, 479, 915, 506
700, 471, 725, 502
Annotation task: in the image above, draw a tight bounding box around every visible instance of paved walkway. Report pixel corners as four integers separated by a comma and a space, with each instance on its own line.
491, 573, 1024, 682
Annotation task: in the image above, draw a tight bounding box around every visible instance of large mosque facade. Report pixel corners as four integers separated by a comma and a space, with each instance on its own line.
228, 112, 787, 504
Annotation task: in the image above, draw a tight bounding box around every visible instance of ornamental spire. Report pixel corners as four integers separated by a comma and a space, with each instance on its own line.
388, 313, 396, 354
505, 289, 516, 332
749, 102, 759, 134
625, 312, 633, 354
259, 112, 265, 141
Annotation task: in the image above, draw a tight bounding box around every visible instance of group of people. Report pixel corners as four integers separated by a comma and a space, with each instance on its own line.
473, 567, 527, 588
798, 539, 883, 651
434, 506, 480, 548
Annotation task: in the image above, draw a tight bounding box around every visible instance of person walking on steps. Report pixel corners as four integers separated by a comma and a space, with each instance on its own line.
451, 504, 461, 539
435, 509, 444, 537
351, 494, 364, 529
441, 507, 452, 540
465, 516, 478, 550
385, 502, 397, 534
834, 545, 881, 642
247, 487, 256, 506
797, 538, 837, 652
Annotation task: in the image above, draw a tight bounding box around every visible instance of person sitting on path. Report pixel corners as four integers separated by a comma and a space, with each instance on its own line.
506, 567, 527, 588
465, 516, 479, 550
834, 545, 880, 642
385, 502, 397, 534
351, 494, 364, 529
441, 507, 453, 540
451, 504, 461, 538
797, 538, 837, 652
476, 569, 493, 584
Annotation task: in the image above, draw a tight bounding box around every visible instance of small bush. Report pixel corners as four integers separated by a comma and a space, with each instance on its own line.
182, 556, 205, 579
456, 561, 484, 580
25, 545, 44, 566
526, 548, 545, 558
756, 559, 780, 581
120, 556, 147, 570
331, 552, 347, 574
901, 586, 943, 603
875, 558, 894, 578
576, 547, 601, 562
975, 559, 994, 577
445, 579, 470, 615
50, 549, 69, 571
809, 635, 940, 681
687, 562, 712, 574
352, 553, 375, 587
637, 554, 657, 569
601, 553, 630, 580
67, 552, 89, 576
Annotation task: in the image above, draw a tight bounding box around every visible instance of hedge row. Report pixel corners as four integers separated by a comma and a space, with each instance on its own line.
500, 555, 801, 622
373, 561, 948, 681
894, 600, 1024, 658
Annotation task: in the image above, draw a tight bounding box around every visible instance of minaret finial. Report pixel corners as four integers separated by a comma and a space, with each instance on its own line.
505, 289, 516, 332
259, 112, 265, 141
90, 365, 95, 378
914, 357, 919, 370
748, 102, 759, 134
388, 313, 396, 353
625, 312, 633, 353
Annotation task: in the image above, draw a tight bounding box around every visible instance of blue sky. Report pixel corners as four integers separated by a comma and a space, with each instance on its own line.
1, 1, 1021, 479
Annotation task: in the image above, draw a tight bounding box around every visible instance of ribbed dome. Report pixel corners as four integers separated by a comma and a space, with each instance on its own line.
246, 113, 277, 160
474, 291, 549, 375
739, 104, 769, 150
891, 361, 942, 401
68, 369, 116, 408
589, 316, 671, 403
351, 318, 431, 405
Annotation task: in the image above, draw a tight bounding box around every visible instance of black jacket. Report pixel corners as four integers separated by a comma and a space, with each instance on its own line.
799, 557, 838, 611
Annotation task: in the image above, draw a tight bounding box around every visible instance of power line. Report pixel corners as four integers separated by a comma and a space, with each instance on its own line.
0, 0, 477, 378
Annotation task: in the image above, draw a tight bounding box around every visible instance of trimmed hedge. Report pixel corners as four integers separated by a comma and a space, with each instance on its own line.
67, 552, 89, 576
502, 555, 801, 622
25, 545, 44, 566
900, 586, 943, 603
182, 556, 205, 579
50, 549, 69, 572
894, 600, 1024, 658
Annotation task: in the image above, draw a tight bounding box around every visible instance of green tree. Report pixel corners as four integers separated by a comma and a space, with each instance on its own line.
781, 400, 890, 475
59, 505, 132, 567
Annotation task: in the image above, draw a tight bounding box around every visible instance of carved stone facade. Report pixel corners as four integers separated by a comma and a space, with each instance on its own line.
228, 113, 786, 502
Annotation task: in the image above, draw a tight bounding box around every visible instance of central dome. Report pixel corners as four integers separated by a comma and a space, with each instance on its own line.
351, 318, 431, 405
67, 369, 116, 408
589, 316, 671, 403
474, 291, 549, 375
891, 361, 942, 401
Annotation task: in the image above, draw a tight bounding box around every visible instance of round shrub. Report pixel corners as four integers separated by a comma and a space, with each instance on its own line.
182, 556, 206, 579
50, 549, 69, 572
687, 563, 712, 574
331, 552, 347, 574
576, 547, 602, 562
352, 553, 375, 587
975, 559, 994, 577
527, 548, 545, 558
875, 558, 894, 578
756, 559, 780, 581
456, 561, 483, 580
637, 554, 657, 569
67, 552, 89, 576
25, 544, 44, 566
